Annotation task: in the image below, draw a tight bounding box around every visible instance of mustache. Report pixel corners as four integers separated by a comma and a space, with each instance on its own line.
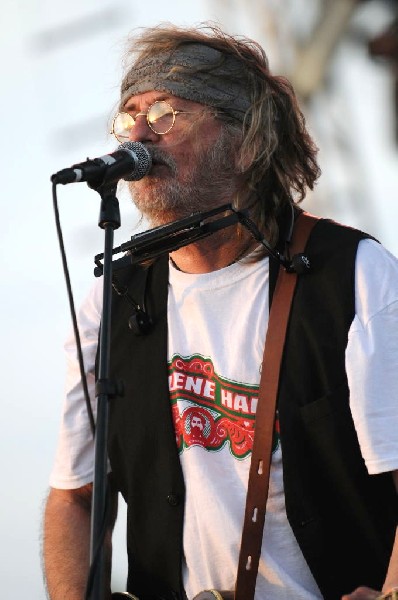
146, 146, 177, 175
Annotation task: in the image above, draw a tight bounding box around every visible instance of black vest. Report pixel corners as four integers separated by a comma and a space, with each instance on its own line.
106, 218, 397, 600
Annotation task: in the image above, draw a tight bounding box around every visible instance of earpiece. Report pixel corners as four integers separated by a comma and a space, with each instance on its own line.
111, 275, 152, 336
128, 308, 152, 335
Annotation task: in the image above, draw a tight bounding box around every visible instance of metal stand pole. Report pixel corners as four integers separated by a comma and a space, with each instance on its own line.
88, 183, 121, 600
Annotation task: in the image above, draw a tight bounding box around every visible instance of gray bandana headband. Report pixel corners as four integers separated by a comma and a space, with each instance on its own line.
120, 43, 252, 121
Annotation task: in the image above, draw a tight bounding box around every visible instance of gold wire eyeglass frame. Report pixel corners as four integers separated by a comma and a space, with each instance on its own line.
110, 100, 191, 141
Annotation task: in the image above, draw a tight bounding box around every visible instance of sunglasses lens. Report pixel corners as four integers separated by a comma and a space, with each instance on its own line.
148, 101, 175, 134
112, 112, 134, 141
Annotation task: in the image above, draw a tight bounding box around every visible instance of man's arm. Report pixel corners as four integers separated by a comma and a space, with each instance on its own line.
43, 479, 118, 600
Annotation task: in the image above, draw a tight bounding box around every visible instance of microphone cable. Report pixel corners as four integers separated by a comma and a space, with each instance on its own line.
52, 181, 96, 437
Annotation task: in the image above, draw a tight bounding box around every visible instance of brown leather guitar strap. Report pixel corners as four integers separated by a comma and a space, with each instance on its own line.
234, 212, 319, 600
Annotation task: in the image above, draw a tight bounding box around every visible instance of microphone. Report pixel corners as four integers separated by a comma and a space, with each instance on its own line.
51, 141, 152, 186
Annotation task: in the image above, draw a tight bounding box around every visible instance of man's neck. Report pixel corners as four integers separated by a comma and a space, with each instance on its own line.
169, 226, 255, 274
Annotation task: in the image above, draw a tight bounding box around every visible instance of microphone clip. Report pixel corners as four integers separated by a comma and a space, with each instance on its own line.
284, 252, 311, 274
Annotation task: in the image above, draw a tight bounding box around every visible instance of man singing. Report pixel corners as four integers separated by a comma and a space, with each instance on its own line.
43, 23, 398, 600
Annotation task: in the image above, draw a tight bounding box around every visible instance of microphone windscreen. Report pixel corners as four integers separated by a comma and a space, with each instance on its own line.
119, 141, 152, 181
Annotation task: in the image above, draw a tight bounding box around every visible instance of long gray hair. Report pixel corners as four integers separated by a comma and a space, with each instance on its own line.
121, 23, 321, 246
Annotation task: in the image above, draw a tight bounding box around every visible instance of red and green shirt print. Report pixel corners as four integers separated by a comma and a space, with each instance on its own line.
169, 353, 280, 459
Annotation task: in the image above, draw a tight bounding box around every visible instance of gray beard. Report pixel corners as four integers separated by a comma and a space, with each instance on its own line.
129, 177, 207, 225
127, 130, 239, 226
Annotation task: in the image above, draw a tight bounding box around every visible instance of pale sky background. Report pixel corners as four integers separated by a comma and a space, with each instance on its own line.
0, 1, 397, 598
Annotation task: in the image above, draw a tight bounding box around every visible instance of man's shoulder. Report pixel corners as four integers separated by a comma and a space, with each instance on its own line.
303, 215, 375, 266
308, 213, 375, 243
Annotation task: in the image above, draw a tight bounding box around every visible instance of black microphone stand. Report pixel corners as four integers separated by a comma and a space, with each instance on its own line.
87, 181, 122, 600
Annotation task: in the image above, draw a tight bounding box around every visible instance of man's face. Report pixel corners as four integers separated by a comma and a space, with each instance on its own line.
191, 416, 204, 431
190, 415, 205, 438
122, 90, 241, 225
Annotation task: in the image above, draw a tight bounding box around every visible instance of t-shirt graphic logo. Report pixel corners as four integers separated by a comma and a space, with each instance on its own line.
169, 354, 280, 459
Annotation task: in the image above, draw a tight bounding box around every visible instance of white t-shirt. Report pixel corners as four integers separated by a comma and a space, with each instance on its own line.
49, 239, 398, 600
